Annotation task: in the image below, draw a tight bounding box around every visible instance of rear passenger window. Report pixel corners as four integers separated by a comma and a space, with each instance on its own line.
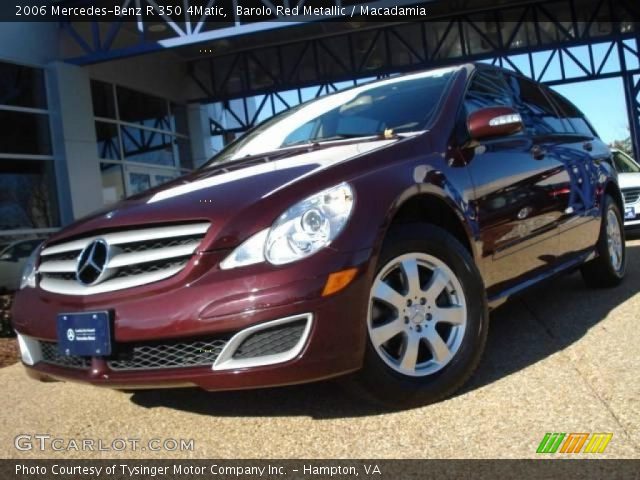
505, 75, 566, 136
545, 88, 597, 138
464, 70, 513, 114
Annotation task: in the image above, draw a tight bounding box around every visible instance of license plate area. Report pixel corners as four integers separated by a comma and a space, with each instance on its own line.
57, 311, 112, 357
625, 206, 636, 220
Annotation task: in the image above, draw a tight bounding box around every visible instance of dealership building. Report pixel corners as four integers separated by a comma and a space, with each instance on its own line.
1, 0, 639, 243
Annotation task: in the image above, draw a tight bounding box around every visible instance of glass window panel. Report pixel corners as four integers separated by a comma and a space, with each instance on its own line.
128, 172, 151, 195
154, 174, 176, 186
116, 86, 169, 129
95, 122, 121, 160
209, 135, 225, 157
91, 80, 116, 119
120, 125, 176, 166
0, 61, 47, 109
0, 159, 59, 230
100, 163, 125, 205
545, 87, 597, 137
506, 75, 566, 136
464, 70, 513, 114
171, 103, 189, 135
176, 136, 192, 170
0, 110, 51, 155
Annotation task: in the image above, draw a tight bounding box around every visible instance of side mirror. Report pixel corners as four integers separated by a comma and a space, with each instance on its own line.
467, 106, 524, 140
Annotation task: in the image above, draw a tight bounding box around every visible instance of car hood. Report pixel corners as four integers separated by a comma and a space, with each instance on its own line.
46, 138, 398, 247
618, 172, 640, 190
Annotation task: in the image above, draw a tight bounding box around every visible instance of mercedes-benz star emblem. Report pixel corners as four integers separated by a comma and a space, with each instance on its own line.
66, 328, 75, 342
76, 239, 110, 286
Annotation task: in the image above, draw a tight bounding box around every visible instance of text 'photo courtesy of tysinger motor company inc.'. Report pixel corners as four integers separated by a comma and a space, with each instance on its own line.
0, 1, 639, 479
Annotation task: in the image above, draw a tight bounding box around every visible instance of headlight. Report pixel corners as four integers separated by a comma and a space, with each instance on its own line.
265, 183, 354, 264
220, 183, 354, 269
19, 247, 40, 290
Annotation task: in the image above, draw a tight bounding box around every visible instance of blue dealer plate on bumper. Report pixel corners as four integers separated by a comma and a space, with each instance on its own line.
57, 311, 112, 356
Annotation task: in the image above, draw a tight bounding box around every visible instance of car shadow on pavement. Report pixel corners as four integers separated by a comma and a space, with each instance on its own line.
130, 243, 640, 418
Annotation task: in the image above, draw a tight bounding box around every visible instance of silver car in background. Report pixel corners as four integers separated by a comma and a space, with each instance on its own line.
0, 239, 43, 293
611, 149, 640, 229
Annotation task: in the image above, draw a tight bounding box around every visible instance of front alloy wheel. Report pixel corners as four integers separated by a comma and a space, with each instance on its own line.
368, 253, 467, 377
351, 223, 488, 408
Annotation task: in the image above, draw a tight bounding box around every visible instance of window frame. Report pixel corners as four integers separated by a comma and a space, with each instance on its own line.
0, 60, 60, 238
91, 81, 191, 203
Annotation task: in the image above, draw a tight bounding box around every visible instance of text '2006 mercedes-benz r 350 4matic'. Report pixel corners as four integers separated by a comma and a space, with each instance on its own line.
13, 63, 627, 408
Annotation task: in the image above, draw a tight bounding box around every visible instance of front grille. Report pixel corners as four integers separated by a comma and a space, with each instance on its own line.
107, 338, 228, 371
623, 188, 640, 204
232, 319, 307, 359
40, 341, 90, 369
37, 222, 210, 295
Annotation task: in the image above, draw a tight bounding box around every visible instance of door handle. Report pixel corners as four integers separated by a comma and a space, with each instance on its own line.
531, 145, 546, 160
583, 142, 593, 152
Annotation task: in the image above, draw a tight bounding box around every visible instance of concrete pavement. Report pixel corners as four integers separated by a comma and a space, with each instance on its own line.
1, 239, 639, 459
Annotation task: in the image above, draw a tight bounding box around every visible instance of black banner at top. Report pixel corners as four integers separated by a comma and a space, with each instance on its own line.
5, 0, 640, 23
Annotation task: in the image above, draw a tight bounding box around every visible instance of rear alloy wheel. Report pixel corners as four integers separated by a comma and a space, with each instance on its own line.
581, 195, 626, 288
351, 224, 488, 409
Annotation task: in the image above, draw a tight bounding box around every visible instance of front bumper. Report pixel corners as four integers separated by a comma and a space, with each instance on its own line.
12, 248, 373, 390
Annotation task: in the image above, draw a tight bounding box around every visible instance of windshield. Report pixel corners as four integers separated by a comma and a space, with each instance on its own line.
205, 67, 458, 166
612, 150, 640, 173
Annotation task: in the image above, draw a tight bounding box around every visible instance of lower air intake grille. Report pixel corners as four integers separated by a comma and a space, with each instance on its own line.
107, 338, 228, 371
40, 342, 90, 369
232, 319, 307, 359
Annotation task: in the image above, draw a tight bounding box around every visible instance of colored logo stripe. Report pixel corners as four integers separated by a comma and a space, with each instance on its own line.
537, 433, 565, 453
537, 433, 613, 454
584, 433, 613, 453
560, 433, 589, 454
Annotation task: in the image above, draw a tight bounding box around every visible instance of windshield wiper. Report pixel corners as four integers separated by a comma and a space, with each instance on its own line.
285, 131, 398, 148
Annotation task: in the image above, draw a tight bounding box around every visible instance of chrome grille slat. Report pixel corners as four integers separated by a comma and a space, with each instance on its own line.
40, 222, 210, 256
38, 222, 210, 295
622, 188, 640, 204
108, 242, 199, 268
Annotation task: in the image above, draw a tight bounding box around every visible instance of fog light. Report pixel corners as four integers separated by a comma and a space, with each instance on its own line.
322, 268, 358, 297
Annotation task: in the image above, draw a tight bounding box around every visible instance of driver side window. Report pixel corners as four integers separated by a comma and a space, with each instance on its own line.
456, 69, 515, 144
464, 70, 514, 114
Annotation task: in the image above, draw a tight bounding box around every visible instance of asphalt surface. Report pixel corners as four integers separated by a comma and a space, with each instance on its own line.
1, 238, 639, 459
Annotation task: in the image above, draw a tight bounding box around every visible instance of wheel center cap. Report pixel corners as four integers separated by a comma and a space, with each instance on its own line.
408, 305, 428, 324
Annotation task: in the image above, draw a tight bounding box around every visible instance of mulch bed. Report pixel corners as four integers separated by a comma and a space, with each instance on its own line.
0, 337, 18, 368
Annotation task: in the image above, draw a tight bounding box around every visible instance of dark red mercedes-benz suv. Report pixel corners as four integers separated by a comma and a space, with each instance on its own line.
13, 64, 626, 407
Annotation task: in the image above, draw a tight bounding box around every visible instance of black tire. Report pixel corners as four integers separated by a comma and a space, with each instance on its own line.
351, 223, 488, 409
581, 195, 626, 288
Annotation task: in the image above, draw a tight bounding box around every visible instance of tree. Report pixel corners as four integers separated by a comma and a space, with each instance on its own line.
609, 136, 634, 157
